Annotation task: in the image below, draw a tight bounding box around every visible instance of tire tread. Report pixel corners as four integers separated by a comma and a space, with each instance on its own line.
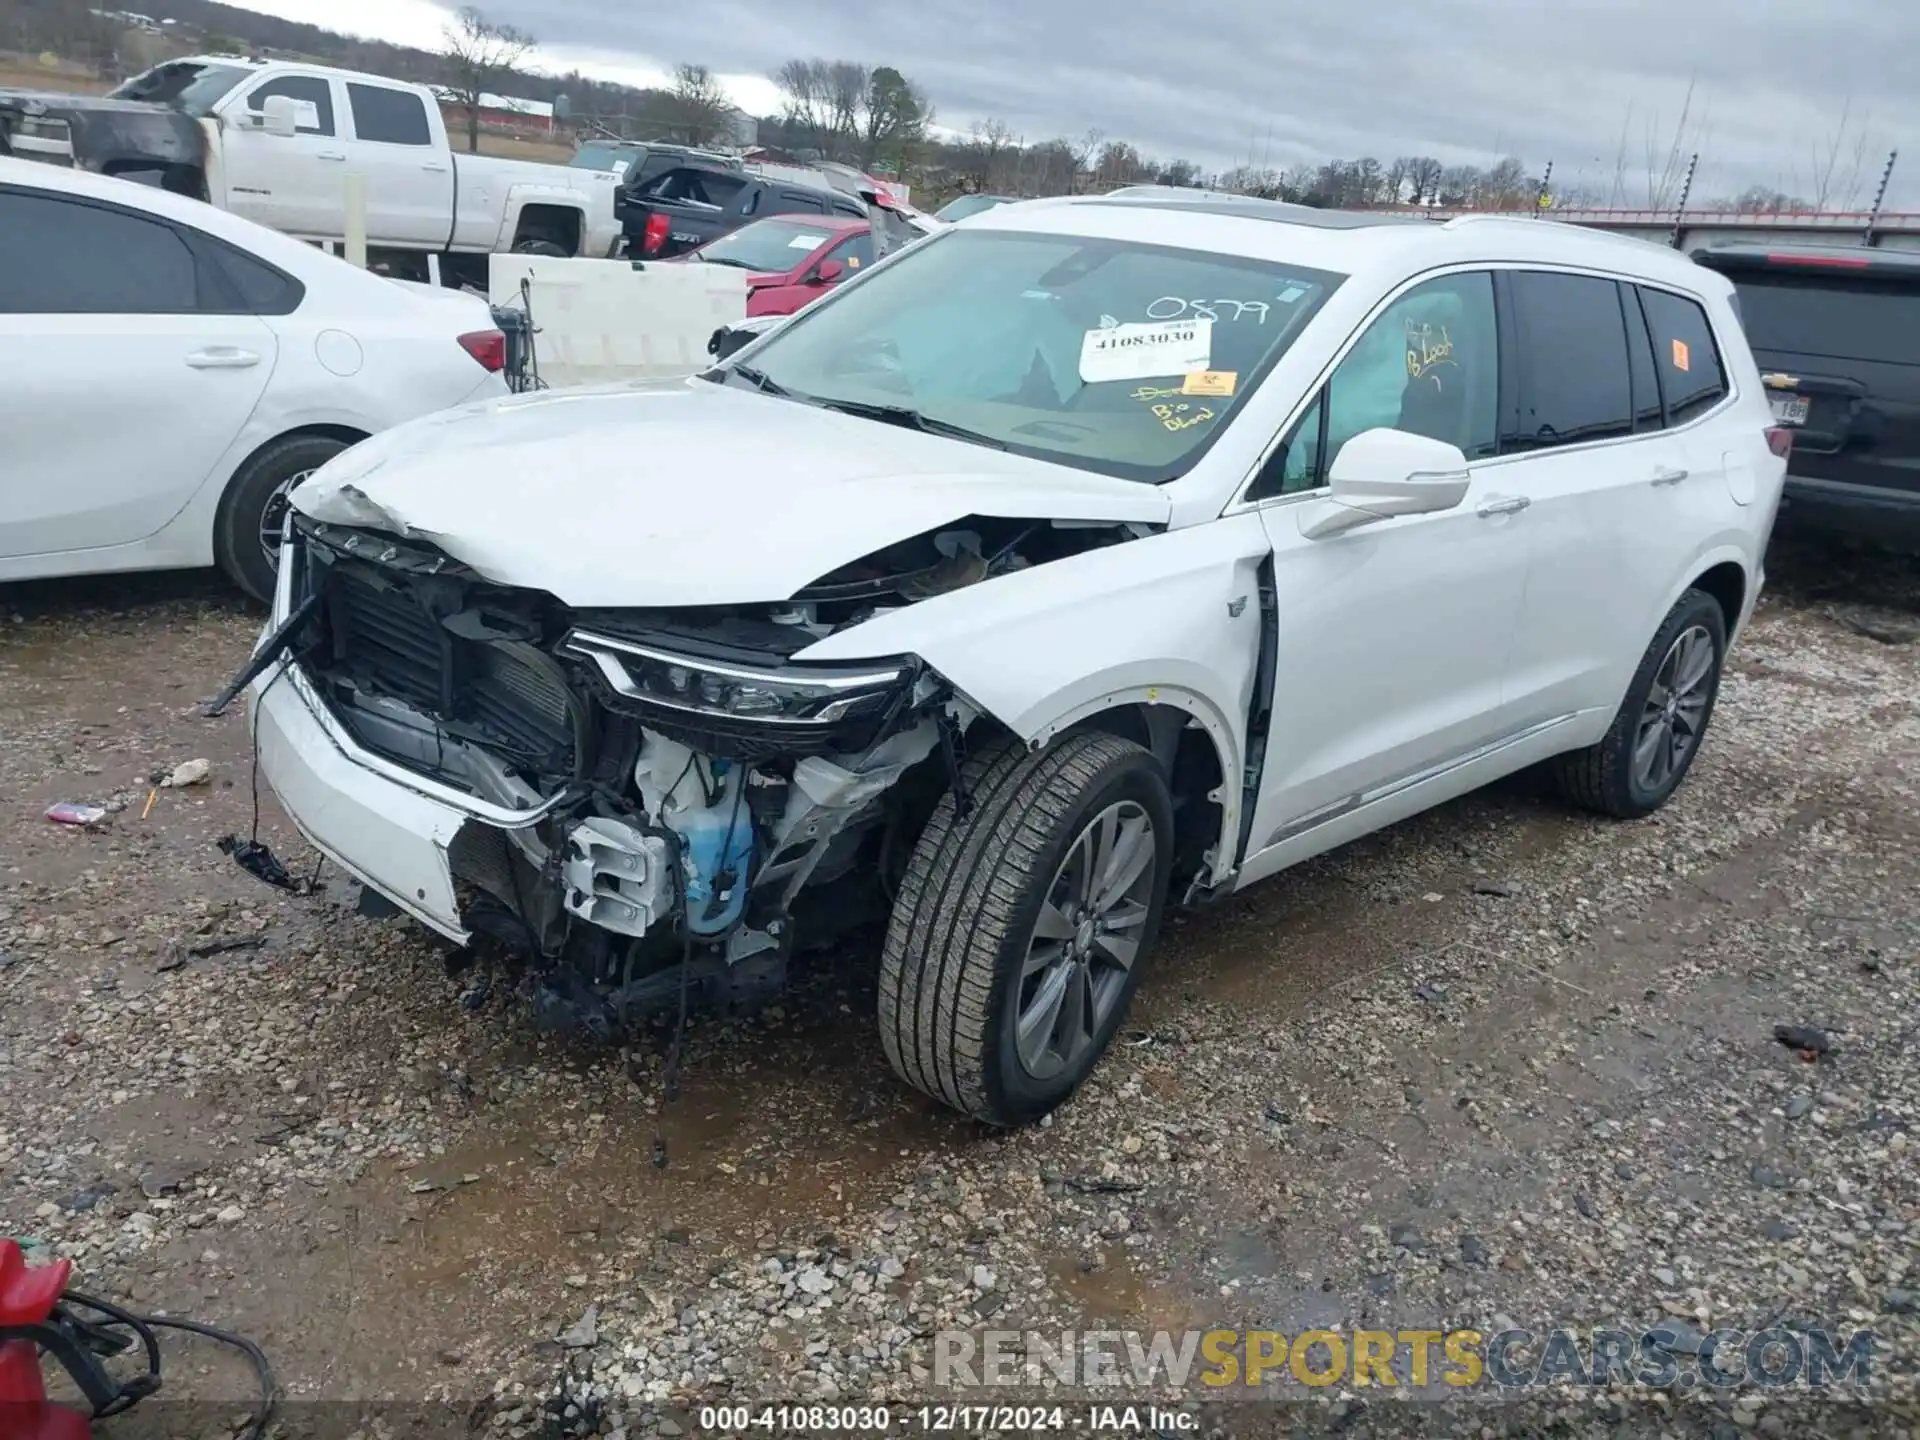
879, 730, 1149, 1124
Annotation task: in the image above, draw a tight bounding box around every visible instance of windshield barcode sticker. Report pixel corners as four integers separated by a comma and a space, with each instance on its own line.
1079, 319, 1214, 383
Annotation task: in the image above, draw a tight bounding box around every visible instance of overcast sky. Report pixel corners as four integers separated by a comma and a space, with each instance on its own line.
229, 0, 1914, 206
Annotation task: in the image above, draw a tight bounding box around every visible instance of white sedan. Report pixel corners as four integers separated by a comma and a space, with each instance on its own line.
0, 156, 509, 602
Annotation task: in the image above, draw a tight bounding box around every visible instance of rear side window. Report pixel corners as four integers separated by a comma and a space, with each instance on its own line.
1505, 271, 1632, 450
0, 189, 204, 314
347, 83, 431, 146
1726, 276, 1920, 370
1621, 285, 1664, 431
1638, 286, 1727, 424
644, 169, 748, 209
827, 231, 876, 270
776, 191, 829, 215
205, 236, 305, 315
245, 75, 334, 135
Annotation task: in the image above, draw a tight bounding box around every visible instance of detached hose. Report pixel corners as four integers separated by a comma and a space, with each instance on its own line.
61, 1289, 278, 1440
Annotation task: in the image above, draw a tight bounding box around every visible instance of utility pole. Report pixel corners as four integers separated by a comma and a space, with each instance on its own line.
1863, 149, 1898, 248
1668, 152, 1698, 249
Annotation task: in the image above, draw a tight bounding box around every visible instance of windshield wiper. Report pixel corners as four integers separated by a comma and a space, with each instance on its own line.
728, 364, 792, 397
814, 399, 1008, 450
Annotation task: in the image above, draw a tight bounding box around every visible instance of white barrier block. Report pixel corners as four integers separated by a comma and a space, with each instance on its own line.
487, 255, 749, 389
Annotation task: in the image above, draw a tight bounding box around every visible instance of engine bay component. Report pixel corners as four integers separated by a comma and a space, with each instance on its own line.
560, 817, 672, 937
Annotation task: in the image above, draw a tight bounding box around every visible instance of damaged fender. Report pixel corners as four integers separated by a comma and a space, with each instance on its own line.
796, 511, 1276, 884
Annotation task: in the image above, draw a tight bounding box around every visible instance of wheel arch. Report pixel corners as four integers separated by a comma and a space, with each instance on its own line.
982, 683, 1241, 892
210, 422, 371, 558
509, 201, 584, 254
1688, 557, 1749, 637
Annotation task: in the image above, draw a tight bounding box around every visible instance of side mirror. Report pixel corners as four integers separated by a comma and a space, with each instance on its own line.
258, 95, 300, 138
812, 258, 845, 285
1297, 428, 1471, 541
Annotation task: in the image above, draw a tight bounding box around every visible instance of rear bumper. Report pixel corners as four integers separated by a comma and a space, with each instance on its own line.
1780, 474, 1920, 545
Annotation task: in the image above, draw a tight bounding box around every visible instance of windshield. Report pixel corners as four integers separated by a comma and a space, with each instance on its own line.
108, 61, 252, 114
935, 194, 1011, 223
729, 228, 1341, 482
572, 142, 642, 172
697, 218, 839, 271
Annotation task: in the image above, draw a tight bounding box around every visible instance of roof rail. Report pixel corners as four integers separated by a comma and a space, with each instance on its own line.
1439, 211, 1676, 253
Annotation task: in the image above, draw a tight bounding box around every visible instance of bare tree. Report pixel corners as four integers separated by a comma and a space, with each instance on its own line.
1404, 156, 1443, 205
667, 62, 732, 145
1640, 75, 1699, 211
1070, 127, 1105, 193
772, 57, 829, 148
823, 60, 868, 160
1094, 139, 1142, 188
967, 117, 1016, 189
442, 6, 535, 154
1796, 100, 1876, 211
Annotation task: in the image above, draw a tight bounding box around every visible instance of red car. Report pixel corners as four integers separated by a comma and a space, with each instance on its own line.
681, 214, 876, 317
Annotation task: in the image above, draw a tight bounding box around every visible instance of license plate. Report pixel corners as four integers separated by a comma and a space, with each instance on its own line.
1769, 393, 1809, 425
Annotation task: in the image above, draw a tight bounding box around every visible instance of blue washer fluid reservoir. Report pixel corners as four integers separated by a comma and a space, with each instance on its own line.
676, 760, 756, 935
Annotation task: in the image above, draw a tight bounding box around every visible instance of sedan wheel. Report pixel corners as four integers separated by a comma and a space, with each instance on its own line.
257, 468, 315, 573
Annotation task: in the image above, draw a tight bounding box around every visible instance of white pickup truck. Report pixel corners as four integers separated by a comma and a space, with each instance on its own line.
67, 56, 620, 283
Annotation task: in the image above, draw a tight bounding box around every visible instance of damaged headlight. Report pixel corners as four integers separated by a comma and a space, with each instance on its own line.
564, 629, 913, 729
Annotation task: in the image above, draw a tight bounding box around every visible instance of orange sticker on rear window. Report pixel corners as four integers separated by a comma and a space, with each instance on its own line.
1671, 338, 1691, 372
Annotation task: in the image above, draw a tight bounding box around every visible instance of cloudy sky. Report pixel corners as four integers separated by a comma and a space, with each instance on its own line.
229, 0, 1914, 206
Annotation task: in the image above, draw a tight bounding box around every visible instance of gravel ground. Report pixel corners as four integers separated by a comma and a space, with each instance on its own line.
2, 533, 1916, 1439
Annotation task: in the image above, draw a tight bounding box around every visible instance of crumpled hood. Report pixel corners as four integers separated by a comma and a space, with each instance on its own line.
290, 378, 1169, 607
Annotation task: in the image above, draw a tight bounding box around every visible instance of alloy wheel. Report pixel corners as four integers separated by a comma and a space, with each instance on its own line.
258, 468, 315, 570
1014, 800, 1158, 1080
1632, 623, 1716, 793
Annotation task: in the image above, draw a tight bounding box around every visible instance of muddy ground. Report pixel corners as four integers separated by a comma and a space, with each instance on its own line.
2, 531, 1917, 1439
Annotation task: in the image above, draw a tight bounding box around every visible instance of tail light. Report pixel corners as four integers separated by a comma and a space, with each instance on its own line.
642, 211, 670, 256
1765, 426, 1793, 459
458, 329, 506, 373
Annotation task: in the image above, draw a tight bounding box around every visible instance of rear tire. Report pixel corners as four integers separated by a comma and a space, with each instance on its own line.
213, 432, 351, 605
512, 237, 569, 257
879, 731, 1174, 1127
1551, 588, 1728, 818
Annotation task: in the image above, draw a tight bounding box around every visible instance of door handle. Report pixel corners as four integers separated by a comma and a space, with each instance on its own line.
185, 348, 262, 370
317, 150, 347, 161
422, 162, 449, 173
1650, 466, 1690, 487
1476, 495, 1530, 517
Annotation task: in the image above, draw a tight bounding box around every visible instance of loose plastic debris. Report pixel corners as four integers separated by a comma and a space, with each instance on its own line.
160, 759, 211, 788
217, 835, 318, 893
45, 803, 107, 826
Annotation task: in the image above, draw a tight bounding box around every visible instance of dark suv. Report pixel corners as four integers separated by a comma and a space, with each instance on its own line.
1693, 243, 1920, 544
619, 164, 865, 259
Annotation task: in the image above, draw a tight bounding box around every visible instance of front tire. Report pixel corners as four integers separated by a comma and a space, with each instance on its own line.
213, 432, 350, 604
1552, 588, 1728, 818
879, 731, 1174, 1127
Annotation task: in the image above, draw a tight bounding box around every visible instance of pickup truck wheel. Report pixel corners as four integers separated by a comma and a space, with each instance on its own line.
879, 731, 1174, 1127
512, 238, 569, 257
1551, 588, 1727, 818
213, 432, 350, 604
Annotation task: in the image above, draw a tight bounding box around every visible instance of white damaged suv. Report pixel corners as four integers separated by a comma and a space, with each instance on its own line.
249, 193, 1786, 1125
